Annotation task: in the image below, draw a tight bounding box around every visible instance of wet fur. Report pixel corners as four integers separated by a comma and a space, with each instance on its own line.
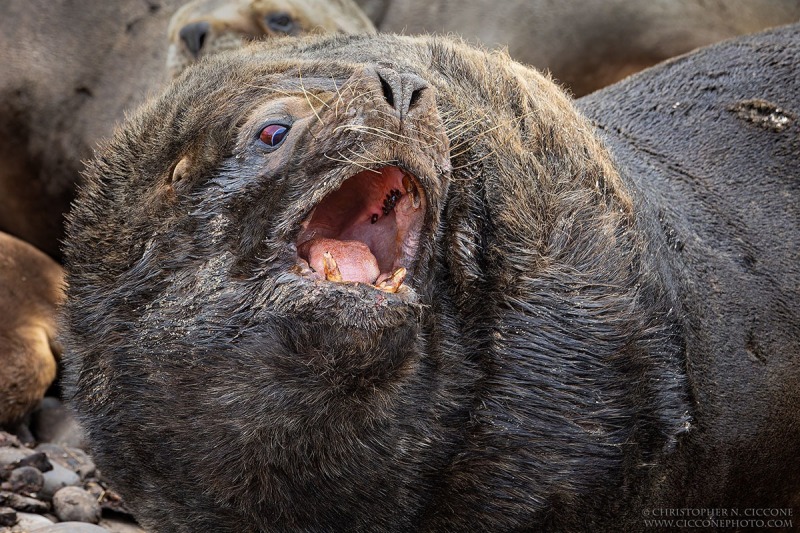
63, 29, 799, 531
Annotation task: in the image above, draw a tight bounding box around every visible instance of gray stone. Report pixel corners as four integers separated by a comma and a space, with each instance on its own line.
11, 511, 54, 531
28, 523, 110, 533
0, 432, 23, 448
52, 487, 101, 524
0, 448, 34, 469
39, 463, 80, 500
15, 452, 53, 473
0, 491, 50, 513
0, 506, 17, 527
8, 466, 44, 495
35, 445, 95, 480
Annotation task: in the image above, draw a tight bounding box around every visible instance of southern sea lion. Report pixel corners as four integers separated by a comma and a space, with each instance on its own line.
167, 0, 376, 77
169, 0, 800, 95
0, 232, 64, 427
63, 27, 799, 531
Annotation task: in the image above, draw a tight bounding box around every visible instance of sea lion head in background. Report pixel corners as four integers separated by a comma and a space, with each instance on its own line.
63, 34, 691, 530
167, 0, 376, 77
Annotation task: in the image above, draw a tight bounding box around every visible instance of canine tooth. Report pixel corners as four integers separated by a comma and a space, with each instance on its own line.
411, 189, 421, 209
376, 267, 407, 293
389, 267, 407, 285
323, 252, 343, 282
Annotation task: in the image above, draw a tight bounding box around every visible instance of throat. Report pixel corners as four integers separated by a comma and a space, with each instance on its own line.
296, 165, 424, 289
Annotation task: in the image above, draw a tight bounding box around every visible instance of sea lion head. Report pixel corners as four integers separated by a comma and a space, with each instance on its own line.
166, 0, 376, 78
64, 34, 688, 531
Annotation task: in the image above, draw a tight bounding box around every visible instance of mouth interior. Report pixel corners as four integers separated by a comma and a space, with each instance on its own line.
296, 166, 425, 287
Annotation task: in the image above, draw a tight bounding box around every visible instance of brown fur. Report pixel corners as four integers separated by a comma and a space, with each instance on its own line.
0, 232, 64, 426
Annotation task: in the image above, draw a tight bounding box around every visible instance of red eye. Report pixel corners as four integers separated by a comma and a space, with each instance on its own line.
259, 124, 289, 147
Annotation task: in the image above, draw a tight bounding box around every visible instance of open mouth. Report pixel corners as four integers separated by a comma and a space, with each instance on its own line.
295, 165, 426, 293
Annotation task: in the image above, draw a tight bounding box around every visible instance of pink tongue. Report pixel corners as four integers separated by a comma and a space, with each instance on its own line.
303, 238, 380, 284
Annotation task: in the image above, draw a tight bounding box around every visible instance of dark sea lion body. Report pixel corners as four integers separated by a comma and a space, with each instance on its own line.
172, 0, 800, 96
63, 26, 799, 532
577, 28, 800, 509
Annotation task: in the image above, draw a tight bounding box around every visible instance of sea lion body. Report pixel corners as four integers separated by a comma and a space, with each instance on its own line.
63, 27, 799, 531
577, 31, 800, 509
0, 0, 186, 260
0, 232, 64, 427
358, 0, 800, 95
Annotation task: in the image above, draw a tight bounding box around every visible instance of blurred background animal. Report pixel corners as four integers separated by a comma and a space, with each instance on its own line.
171, 0, 800, 95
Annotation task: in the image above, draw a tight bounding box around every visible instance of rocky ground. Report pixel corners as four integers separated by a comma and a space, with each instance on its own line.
1, 398, 146, 533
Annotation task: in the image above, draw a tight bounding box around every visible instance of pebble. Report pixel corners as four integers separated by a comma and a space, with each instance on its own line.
7, 466, 45, 495
0, 433, 23, 448
40, 462, 81, 500
0, 447, 34, 469
36, 444, 96, 480
0, 491, 50, 513
26, 523, 110, 532
0, 506, 17, 527
15, 452, 53, 473
0, 423, 149, 533
52, 487, 101, 524
11, 511, 55, 531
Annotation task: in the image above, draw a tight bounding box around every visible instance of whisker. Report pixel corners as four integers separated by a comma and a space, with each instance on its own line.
298, 68, 325, 127
346, 145, 393, 166
324, 152, 379, 174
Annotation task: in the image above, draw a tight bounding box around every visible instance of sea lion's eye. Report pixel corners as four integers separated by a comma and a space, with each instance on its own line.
266, 13, 295, 34
259, 124, 289, 147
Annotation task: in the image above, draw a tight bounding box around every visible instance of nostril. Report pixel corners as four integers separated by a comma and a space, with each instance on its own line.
377, 72, 395, 108
408, 87, 425, 111
179, 21, 210, 58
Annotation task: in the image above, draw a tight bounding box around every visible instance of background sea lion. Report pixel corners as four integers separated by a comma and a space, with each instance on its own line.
63, 25, 799, 531
168, 0, 800, 95
0, 0, 184, 261
0, 232, 64, 428
167, 0, 376, 77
